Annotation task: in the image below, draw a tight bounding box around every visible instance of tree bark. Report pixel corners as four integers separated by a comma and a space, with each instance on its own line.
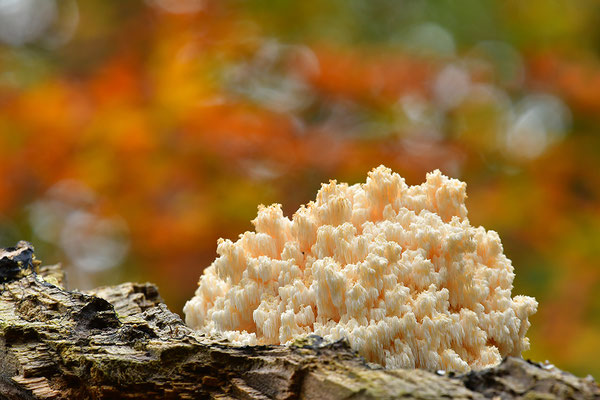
0, 243, 598, 399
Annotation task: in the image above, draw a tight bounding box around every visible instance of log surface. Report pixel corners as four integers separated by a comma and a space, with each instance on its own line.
0, 243, 598, 399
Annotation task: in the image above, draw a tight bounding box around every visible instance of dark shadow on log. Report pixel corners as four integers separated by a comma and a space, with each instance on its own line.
1, 243, 598, 399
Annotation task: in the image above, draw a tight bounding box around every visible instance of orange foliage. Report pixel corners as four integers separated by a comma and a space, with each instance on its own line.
306, 46, 435, 103
529, 51, 600, 115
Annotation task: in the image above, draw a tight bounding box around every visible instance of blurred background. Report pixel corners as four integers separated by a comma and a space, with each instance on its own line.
0, 0, 599, 377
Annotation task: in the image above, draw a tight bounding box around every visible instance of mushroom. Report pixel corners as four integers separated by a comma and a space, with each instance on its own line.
184, 166, 537, 371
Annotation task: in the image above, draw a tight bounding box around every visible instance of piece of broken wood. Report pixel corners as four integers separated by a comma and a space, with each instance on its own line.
0, 243, 598, 399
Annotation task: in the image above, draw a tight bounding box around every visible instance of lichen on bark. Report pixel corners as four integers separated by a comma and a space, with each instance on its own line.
0, 243, 598, 399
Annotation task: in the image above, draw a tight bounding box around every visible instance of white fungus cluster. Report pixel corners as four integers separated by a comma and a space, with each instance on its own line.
184, 166, 537, 371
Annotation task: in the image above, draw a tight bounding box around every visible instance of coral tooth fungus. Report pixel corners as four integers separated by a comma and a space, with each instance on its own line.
184, 166, 537, 371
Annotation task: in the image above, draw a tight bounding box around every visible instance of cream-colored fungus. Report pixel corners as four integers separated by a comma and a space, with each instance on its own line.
184, 166, 537, 371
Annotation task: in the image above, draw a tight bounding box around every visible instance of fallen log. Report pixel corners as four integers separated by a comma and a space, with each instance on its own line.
0, 242, 598, 399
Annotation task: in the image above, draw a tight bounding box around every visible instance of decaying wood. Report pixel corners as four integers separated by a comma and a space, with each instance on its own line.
0, 243, 598, 399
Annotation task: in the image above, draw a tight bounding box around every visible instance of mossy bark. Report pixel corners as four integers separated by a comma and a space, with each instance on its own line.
0, 244, 598, 399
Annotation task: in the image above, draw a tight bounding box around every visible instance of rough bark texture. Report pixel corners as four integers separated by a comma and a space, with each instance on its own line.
0, 243, 598, 399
